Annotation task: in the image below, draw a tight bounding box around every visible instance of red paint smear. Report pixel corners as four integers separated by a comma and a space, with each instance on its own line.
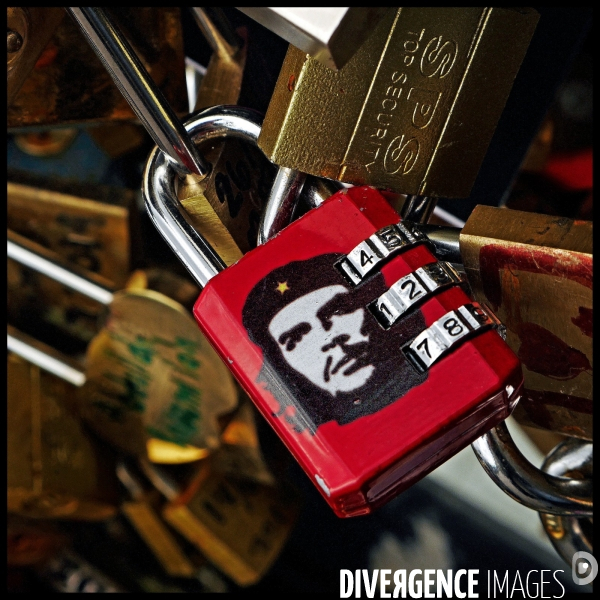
545, 148, 593, 191
517, 322, 591, 379
571, 306, 593, 338
34, 44, 58, 69
480, 243, 592, 311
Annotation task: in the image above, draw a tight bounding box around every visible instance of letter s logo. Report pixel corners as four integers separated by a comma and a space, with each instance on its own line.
420, 37, 457, 78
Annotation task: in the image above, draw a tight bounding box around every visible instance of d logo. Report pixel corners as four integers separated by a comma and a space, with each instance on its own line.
572, 551, 597, 586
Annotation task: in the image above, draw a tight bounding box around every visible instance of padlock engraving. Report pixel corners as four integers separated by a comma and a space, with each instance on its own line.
259, 8, 539, 197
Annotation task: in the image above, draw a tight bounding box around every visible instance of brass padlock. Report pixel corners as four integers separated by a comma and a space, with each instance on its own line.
117, 462, 196, 578
160, 460, 299, 586
8, 7, 188, 129
7, 7, 65, 106
191, 7, 247, 112
259, 7, 538, 198
7, 180, 135, 345
7, 353, 119, 521
460, 207, 592, 439
178, 9, 277, 264
210, 396, 276, 487
7, 231, 238, 463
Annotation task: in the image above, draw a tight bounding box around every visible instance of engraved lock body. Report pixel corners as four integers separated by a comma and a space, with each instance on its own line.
7, 180, 135, 345
259, 7, 538, 198
160, 458, 299, 586
8, 7, 188, 129
460, 206, 593, 440
194, 186, 523, 516
116, 462, 196, 578
178, 10, 279, 265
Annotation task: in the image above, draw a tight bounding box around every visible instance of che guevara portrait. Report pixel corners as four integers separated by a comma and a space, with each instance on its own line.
242, 254, 428, 434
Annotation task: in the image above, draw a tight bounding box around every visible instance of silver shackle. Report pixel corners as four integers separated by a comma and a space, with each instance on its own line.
143, 105, 310, 288
68, 7, 208, 178
143, 104, 463, 288
471, 421, 593, 516
539, 439, 593, 566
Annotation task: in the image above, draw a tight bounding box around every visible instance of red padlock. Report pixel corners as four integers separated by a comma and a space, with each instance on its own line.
144, 108, 523, 517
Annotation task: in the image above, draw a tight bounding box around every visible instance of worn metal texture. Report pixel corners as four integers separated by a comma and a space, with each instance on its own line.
7, 353, 119, 521
460, 206, 592, 439
163, 458, 299, 586
7, 7, 187, 130
259, 7, 538, 198
178, 139, 277, 264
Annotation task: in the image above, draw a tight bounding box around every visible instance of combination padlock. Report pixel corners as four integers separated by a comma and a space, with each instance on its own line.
143, 107, 523, 517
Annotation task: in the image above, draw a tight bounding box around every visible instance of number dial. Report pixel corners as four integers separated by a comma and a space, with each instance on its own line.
405, 303, 496, 371
336, 222, 429, 285
370, 261, 463, 328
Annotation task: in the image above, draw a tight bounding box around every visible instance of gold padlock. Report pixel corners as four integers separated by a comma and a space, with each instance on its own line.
178, 8, 277, 265
7, 180, 135, 345
7, 516, 68, 566
7, 353, 119, 521
160, 460, 299, 586
460, 207, 592, 439
211, 397, 276, 487
259, 7, 538, 198
8, 231, 238, 464
117, 462, 196, 578
8, 7, 188, 129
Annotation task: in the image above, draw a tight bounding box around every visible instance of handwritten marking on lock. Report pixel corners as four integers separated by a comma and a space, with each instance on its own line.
84, 292, 237, 458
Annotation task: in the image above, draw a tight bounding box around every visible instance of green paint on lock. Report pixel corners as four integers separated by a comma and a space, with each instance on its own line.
127, 336, 156, 365
147, 378, 202, 446
175, 336, 201, 351
176, 352, 200, 370
103, 372, 148, 413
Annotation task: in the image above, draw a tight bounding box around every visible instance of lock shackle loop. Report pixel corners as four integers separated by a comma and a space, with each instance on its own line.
144, 105, 307, 287
471, 421, 593, 517
144, 106, 262, 287
539, 439, 593, 565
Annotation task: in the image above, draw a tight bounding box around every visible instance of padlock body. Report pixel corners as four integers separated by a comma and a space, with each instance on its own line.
460, 206, 593, 440
259, 7, 538, 198
195, 187, 522, 516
